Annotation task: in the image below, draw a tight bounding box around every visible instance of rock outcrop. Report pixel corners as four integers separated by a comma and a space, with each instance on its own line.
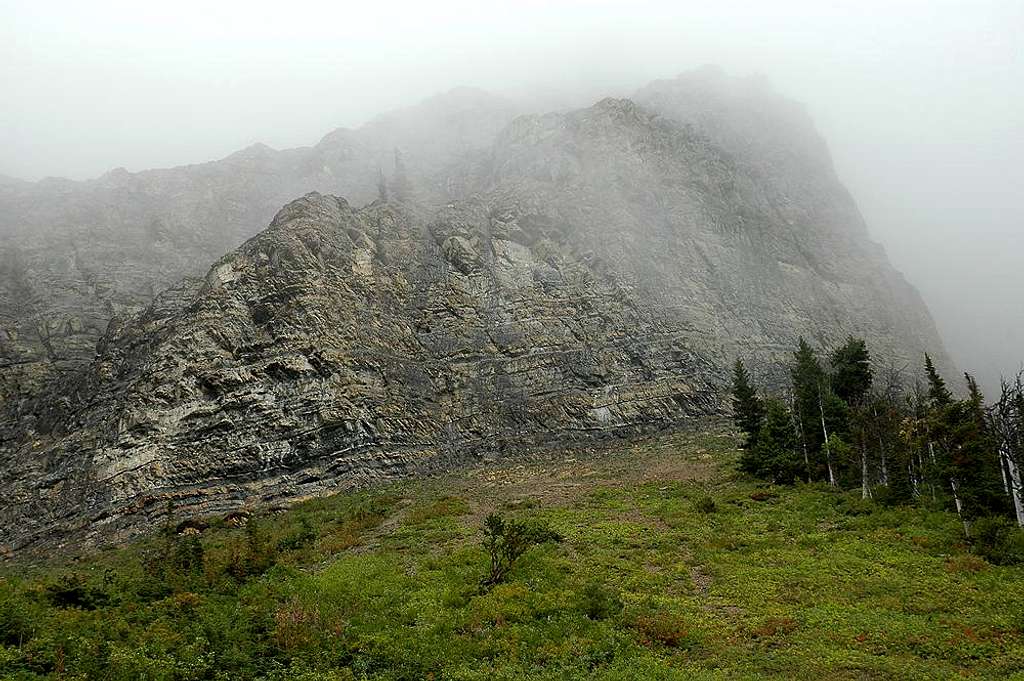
0, 70, 951, 551
2, 192, 722, 550
0, 88, 517, 406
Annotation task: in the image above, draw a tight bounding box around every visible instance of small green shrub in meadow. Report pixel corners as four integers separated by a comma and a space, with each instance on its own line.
579, 581, 624, 621
971, 515, 1024, 565
693, 495, 717, 514
481, 513, 562, 588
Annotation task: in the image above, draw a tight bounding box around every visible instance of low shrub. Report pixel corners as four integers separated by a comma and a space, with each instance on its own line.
481, 513, 561, 588
971, 515, 1024, 565
42, 573, 109, 610
0, 592, 35, 646
633, 610, 693, 648
278, 515, 317, 552
693, 496, 717, 514
580, 581, 623, 620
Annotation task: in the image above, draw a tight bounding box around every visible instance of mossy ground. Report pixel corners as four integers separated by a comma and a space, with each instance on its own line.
2, 424, 1023, 679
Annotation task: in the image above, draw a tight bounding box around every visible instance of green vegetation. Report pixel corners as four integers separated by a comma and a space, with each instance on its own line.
2, 430, 1023, 679
733, 337, 1024, 550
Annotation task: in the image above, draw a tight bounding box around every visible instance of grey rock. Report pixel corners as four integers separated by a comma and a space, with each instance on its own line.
0, 71, 952, 552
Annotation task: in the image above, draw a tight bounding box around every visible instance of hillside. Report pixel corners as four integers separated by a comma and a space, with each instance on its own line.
0, 71, 950, 412
0, 88, 518, 405
2, 427, 1022, 679
1, 72, 955, 552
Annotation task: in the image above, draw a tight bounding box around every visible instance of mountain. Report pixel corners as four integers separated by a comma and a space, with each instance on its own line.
0, 87, 518, 407
0, 70, 950, 552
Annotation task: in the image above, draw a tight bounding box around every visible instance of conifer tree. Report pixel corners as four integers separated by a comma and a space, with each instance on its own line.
830, 337, 873, 407
831, 337, 873, 496
790, 338, 828, 478
741, 398, 803, 484
922, 361, 1004, 537
731, 359, 764, 449
924, 353, 952, 407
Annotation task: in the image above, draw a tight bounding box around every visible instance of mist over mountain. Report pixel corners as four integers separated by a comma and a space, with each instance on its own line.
3, 8, 1024, 677
0, 70, 951, 551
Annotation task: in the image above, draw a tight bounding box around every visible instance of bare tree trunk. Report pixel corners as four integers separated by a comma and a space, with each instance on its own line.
927, 441, 938, 502
861, 444, 872, 499
788, 393, 811, 483
818, 388, 836, 487
949, 477, 971, 538
873, 407, 889, 486
1003, 446, 1024, 528
999, 449, 1011, 495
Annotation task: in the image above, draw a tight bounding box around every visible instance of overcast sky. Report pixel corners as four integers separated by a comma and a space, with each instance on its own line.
1, 0, 1021, 391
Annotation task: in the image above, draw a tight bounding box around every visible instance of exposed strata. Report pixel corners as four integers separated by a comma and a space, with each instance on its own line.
0, 71, 951, 552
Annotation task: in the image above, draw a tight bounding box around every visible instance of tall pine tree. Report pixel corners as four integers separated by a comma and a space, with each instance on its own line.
924, 353, 952, 407
791, 338, 826, 454
830, 337, 873, 407
742, 398, 803, 484
831, 337, 873, 496
731, 359, 764, 449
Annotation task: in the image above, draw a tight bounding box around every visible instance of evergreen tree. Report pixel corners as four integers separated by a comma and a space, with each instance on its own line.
924, 353, 952, 407
876, 448, 915, 506
742, 398, 803, 484
731, 359, 764, 449
817, 381, 849, 487
791, 337, 826, 457
923, 362, 1005, 536
831, 337, 873, 495
830, 337, 873, 407
945, 376, 1006, 523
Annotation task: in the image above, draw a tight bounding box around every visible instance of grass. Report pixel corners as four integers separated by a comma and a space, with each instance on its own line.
1, 425, 1023, 679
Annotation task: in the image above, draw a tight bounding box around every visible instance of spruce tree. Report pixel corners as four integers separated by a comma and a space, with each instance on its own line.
791, 337, 826, 455
947, 375, 1006, 522
831, 337, 873, 495
830, 337, 873, 407
731, 359, 764, 449
742, 398, 803, 484
924, 353, 952, 407
924, 364, 1006, 536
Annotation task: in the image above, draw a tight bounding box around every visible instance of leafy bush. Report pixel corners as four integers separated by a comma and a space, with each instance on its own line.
481, 513, 561, 587
971, 515, 1024, 565
278, 515, 317, 552
0, 592, 35, 646
632, 608, 694, 648
693, 495, 717, 514
42, 573, 109, 609
580, 581, 623, 620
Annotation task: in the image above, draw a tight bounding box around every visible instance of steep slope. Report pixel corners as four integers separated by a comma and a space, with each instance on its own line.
0, 88, 517, 406
0, 72, 953, 551
632, 68, 946, 377
1, 192, 721, 551
470, 93, 947, 381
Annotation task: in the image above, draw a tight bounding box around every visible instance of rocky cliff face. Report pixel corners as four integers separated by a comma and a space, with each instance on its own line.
0, 71, 950, 552
1, 192, 722, 551
0, 88, 517, 406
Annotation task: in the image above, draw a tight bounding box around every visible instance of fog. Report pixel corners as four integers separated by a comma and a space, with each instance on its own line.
2, 0, 1021, 391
